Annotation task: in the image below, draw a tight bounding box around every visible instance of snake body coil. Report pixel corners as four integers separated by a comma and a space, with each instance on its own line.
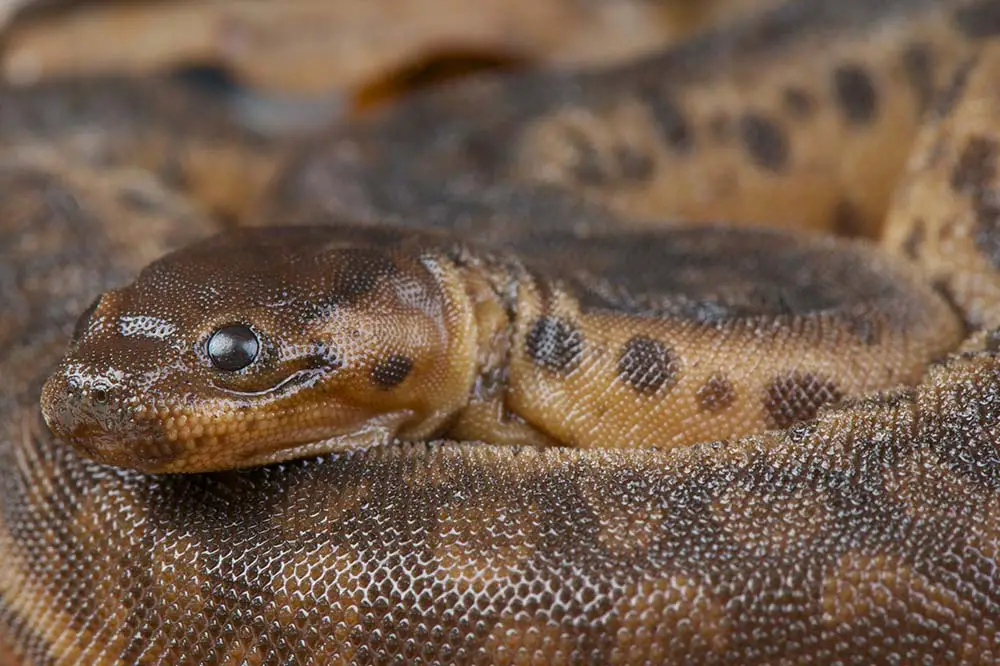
3, 0, 1000, 664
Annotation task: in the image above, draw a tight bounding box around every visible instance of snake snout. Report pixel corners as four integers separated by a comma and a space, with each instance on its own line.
41, 369, 121, 440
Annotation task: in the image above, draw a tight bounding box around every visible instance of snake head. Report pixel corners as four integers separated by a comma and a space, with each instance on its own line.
40, 225, 477, 473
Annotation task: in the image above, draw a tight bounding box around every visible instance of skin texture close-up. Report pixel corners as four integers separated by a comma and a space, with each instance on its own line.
3, 0, 1000, 664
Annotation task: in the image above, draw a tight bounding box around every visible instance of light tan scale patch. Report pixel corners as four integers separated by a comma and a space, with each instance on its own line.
884, 41, 1000, 329
482, 614, 586, 666
506, 278, 954, 451
267, 541, 364, 666
514, 8, 976, 238
432, 502, 538, 589
822, 552, 988, 660
711, 485, 834, 556
268, 477, 370, 664
31, 470, 153, 665
607, 575, 729, 665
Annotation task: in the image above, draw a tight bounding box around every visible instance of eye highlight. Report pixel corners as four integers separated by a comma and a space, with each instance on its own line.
207, 325, 260, 371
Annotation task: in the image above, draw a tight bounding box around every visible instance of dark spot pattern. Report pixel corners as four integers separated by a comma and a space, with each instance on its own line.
763, 372, 843, 429
782, 87, 816, 118
695, 374, 736, 413
708, 114, 731, 140
985, 329, 1000, 353
614, 147, 656, 182
950, 135, 998, 195
525, 316, 584, 374
931, 279, 972, 332
319, 248, 399, 312
948, 136, 1000, 272
637, 86, 693, 153
371, 354, 414, 390
930, 57, 977, 121
973, 192, 1000, 270
617, 336, 680, 395
738, 113, 789, 172
901, 43, 935, 113
902, 218, 926, 259
832, 65, 879, 125
567, 129, 609, 186
832, 199, 867, 237
952, 0, 1000, 38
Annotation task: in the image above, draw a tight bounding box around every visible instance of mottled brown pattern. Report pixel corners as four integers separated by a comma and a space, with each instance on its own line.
3, 1, 1000, 665
696, 373, 737, 413
902, 42, 936, 113
781, 86, 816, 118
371, 354, 415, 389
950, 135, 998, 194
832, 64, 880, 125
763, 372, 844, 429
524, 316, 585, 374
263, 0, 988, 238
616, 336, 680, 394
738, 113, 790, 172
952, 0, 1000, 37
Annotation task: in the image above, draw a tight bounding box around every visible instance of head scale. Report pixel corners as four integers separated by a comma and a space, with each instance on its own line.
40, 226, 477, 472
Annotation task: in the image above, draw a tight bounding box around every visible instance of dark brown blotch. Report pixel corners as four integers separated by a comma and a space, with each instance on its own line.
566, 128, 609, 186
832, 199, 868, 238
614, 146, 656, 182
931, 57, 976, 121
973, 191, 1000, 271
763, 372, 843, 429
901, 43, 935, 113
525, 316, 584, 374
695, 374, 736, 413
902, 218, 926, 259
739, 113, 789, 172
950, 135, 998, 196
832, 65, 879, 125
637, 86, 694, 153
782, 87, 816, 119
708, 114, 732, 141
371, 354, 414, 390
323, 248, 400, 309
985, 329, 1000, 353
952, 0, 1000, 38
617, 336, 680, 395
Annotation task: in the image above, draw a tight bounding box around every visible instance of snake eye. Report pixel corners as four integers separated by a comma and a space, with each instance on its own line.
207, 324, 259, 371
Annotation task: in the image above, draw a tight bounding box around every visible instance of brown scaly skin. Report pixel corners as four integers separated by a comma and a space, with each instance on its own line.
4, 189, 1000, 663
5, 7, 1000, 666
0, 75, 283, 222
264, 0, 999, 239
39, 224, 961, 472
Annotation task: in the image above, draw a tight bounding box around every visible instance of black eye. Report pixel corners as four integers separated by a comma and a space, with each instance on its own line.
72, 295, 101, 342
207, 325, 259, 371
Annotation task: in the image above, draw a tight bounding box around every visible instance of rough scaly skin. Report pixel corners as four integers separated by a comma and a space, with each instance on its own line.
4, 4, 1000, 666
265, 0, 1000, 239
0, 75, 283, 222
40, 224, 961, 472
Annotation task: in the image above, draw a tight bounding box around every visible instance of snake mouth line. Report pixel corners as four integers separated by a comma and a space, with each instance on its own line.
208, 368, 326, 398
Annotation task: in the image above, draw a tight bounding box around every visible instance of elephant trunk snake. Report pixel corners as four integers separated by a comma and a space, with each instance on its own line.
4, 0, 1000, 663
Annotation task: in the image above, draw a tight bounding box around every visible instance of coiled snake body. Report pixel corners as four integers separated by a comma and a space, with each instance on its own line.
4, 0, 1000, 663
